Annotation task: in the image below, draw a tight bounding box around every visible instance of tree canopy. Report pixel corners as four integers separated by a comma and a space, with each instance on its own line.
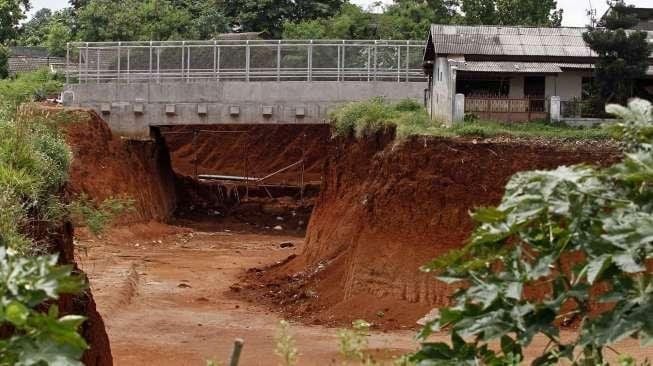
3, 0, 570, 53
583, 0, 651, 105
462, 0, 563, 26
0, 0, 30, 44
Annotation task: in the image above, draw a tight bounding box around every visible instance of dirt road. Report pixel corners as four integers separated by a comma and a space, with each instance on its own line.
76, 220, 649, 365
76, 220, 418, 366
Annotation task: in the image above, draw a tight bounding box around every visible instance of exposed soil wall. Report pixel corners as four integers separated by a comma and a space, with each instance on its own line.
161, 124, 330, 184
247, 132, 622, 329
47, 221, 113, 366
64, 111, 177, 223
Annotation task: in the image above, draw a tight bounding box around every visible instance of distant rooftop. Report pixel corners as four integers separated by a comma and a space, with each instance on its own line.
427, 25, 594, 58
426, 24, 653, 60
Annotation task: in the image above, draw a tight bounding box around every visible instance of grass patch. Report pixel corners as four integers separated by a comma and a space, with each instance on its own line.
70, 194, 135, 236
0, 69, 63, 114
330, 99, 612, 141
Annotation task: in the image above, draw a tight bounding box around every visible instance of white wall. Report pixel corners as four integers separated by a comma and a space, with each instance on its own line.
430, 57, 456, 126
545, 70, 591, 99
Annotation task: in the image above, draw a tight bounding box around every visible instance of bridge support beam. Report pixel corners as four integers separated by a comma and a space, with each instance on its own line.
64, 81, 427, 138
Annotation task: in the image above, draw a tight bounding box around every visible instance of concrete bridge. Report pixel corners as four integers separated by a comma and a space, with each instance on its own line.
63, 40, 427, 138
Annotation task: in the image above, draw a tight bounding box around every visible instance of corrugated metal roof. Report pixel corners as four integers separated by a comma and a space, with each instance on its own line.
429, 25, 595, 57
556, 63, 595, 69
456, 61, 563, 73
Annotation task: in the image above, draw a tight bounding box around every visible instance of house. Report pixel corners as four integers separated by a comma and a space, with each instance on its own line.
422, 24, 653, 125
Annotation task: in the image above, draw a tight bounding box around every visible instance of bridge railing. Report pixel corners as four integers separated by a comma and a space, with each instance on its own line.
65, 40, 427, 84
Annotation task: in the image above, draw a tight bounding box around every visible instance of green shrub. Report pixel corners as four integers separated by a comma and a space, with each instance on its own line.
0, 70, 87, 364
330, 99, 610, 141
330, 98, 433, 139
411, 99, 653, 365
0, 69, 64, 112
69, 194, 135, 236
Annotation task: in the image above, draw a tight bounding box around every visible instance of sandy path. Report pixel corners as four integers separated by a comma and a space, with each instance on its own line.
76, 221, 649, 365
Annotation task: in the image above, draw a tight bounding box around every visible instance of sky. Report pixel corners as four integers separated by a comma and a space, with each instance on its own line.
28, 0, 653, 27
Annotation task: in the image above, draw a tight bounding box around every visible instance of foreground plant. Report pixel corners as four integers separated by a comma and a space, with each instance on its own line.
0, 71, 88, 365
411, 99, 653, 365
275, 320, 298, 366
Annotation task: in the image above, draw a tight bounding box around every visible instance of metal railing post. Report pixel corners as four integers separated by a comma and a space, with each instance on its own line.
96, 48, 100, 83
117, 42, 121, 83
187, 45, 191, 82
277, 40, 281, 82
84, 42, 89, 84
373, 40, 377, 81
156, 46, 160, 84
341, 40, 346, 81
217, 45, 221, 81
337, 43, 341, 81
149, 41, 153, 82
405, 42, 410, 81
213, 40, 217, 81
126, 47, 130, 84
65, 43, 70, 84
307, 40, 313, 82
397, 45, 401, 82
181, 41, 185, 82
245, 40, 250, 82
367, 46, 371, 81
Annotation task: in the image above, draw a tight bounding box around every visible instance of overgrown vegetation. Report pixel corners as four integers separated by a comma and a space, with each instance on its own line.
0, 69, 63, 111
69, 194, 135, 236
330, 98, 611, 141
410, 99, 653, 365
0, 70, 87, 364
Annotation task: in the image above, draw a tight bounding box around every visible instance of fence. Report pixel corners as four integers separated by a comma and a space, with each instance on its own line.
66, 40, 427, 84
464, 97, 548, 122
561, 99, 608, 119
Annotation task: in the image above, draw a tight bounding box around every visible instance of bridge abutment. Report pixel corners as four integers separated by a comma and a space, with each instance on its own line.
64, 81, 427, 138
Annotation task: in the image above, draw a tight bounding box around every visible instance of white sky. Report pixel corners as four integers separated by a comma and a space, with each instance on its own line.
29, 0, 653, 27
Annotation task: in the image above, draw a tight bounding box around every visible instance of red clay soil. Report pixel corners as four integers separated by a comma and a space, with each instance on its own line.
63, 110, 177, 223
48, 222, 113, 366
160, 124, 330, 184
243, 131, 622, 330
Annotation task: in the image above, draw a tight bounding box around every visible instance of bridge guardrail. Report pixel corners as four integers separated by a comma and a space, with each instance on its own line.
65, 40, 428, 84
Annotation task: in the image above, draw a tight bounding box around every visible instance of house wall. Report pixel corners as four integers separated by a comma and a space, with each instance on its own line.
545, 71, 591, 100
430, 57, 456, 126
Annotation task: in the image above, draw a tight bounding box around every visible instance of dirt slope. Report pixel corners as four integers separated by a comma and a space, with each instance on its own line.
161, 124, 330, 183
64, 111, 177, 223
246, 132, 622, 329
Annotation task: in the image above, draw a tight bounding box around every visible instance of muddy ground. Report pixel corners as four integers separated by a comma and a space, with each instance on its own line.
76, 220, 646, 366
75, 220, 417, 365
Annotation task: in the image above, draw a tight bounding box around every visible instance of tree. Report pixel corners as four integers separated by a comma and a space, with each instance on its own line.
77, 0, 195, 41
283, 3, 377, 39
225, 0, 344, 38
584, 1, 651, 105
17, 8, 52, 46
46, 21, 72, 56
461, 0, 563, 26
377, 0, 459, 39
411, 99, 653, 365
0, 0, 31, 44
